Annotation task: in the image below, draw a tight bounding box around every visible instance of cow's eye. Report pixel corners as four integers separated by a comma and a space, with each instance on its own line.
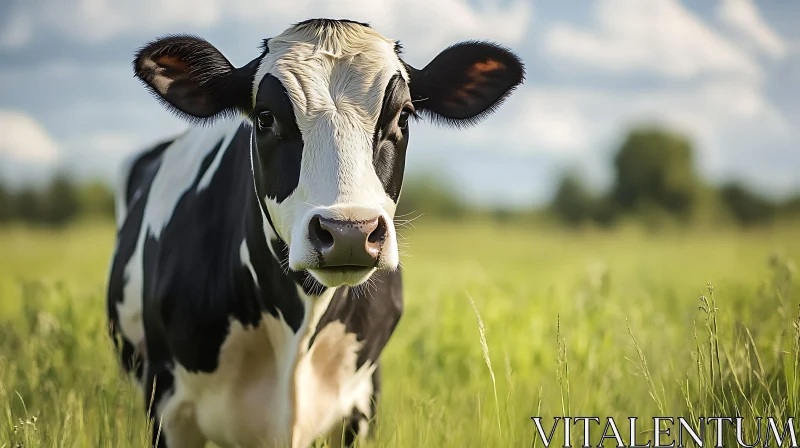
398, 109, 410, 129
257, 110, 274, 130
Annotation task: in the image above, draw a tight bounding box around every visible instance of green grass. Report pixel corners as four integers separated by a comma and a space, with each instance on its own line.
1, 219, 799, 447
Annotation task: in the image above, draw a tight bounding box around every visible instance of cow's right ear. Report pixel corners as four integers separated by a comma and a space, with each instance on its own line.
133, 35, 258, 122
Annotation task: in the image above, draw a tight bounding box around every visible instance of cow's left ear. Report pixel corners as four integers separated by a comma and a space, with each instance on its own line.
133, 35, 259, 122
406, 41, 524, 126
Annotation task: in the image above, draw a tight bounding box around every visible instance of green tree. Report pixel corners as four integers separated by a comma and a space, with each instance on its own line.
0, 183, 10, 222
79, 180, 116, 218
612, 127, 700, 221
14, 187, 43, 223
589, 195, 618, 227
551, 173, 593, 226
720, 183, 775, 227
40, 173, 80, 227
396, 175, 469, 220
778, 195, 800, 219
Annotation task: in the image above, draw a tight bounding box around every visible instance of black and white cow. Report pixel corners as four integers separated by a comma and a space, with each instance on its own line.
107, 18, 523, 448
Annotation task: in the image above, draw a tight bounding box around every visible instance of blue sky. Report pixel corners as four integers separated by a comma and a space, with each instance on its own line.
0, 0, 798, 207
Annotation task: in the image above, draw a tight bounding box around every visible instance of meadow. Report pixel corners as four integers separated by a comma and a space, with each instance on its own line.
1, 219, 798, 447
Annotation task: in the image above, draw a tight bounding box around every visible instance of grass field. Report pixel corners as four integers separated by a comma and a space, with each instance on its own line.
1, 219, 799, 447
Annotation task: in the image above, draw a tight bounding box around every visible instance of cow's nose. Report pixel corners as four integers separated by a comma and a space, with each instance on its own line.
308, 215, 387, 267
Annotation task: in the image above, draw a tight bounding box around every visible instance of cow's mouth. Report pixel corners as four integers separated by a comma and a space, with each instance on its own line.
317, 265, 373, 273
307, 266, 376, 287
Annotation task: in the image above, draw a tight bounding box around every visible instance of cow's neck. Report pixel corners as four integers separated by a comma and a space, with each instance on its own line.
238, 184, 344, 443
241, 175, 335, 342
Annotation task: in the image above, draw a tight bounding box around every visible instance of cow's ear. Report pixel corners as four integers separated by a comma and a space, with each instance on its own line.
406, 41, 524, 127
133, 35, 258, 122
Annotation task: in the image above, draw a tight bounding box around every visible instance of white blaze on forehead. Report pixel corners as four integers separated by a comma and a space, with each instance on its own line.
253, 22, 409, 133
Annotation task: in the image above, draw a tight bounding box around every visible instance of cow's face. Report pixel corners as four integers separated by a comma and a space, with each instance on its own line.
133, 19, 524, 289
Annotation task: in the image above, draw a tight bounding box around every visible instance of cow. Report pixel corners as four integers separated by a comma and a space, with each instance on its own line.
106, 18, 524, 448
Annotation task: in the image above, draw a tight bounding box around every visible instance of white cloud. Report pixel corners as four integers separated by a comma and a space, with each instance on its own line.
451, 89, 595, 155
0, 110, 59, 163
531, 0, 797, 196
543, 0, 761, 80
716, 0, 787, 59
420, 78, 790, 177
79, 132, 140, 155
2, 0, 222, 45
0, 0, 530, 62
59, 131, 147, 182
305, 0, 532, 61
2, 0, 796, 202
445, 77, 795, 198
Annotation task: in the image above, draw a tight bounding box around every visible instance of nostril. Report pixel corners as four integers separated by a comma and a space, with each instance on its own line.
367, 216, 387, 245
309, 215, 334, 252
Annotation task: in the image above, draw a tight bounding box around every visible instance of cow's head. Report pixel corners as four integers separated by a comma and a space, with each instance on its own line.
133, 19, 523, 289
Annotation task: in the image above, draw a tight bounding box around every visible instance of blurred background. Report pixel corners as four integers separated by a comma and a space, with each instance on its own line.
1, 0, 798, 228
2, 2, 800, 446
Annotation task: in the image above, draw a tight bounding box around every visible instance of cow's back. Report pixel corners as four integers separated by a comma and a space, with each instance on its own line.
114, 137, 171, 227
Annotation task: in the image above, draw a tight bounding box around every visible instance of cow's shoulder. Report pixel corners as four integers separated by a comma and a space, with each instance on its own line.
139, 120, 245, 240
136, 122, 259, 371
113, 136, 173, 228
125, 139, 172, 206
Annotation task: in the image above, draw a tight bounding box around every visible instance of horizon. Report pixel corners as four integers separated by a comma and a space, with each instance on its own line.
1, 0, 799, 207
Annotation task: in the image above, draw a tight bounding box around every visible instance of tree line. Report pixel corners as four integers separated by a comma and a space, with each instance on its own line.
0, 175, 115, 227
1, 125, 797, 229
397, 126, 799, 228
548, 127, 800, 228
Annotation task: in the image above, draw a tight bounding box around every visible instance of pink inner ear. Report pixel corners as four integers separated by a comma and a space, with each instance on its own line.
448, 58, 507, 106
470, 59, 506, 76
155, 55, 190, 75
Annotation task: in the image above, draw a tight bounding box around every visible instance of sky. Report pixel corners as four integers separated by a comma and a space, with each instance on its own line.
0, 0, 798, 207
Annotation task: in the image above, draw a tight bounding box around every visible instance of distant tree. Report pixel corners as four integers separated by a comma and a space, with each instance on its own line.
778, 195, 800, 218
551, 173, 593, 226
396, 175, 469, 219
15, 187, 43, 223
0, 182, 10, 222
490, 207, 514, 222
79, 180, 116, 218
589, 195, 619, 227
40, 173, 80, 227
720, 183, 775, 227
612, 127, 700, 221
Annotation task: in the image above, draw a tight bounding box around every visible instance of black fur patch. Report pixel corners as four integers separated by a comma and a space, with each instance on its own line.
251, 74, 303, 203
373, 73, 411, 202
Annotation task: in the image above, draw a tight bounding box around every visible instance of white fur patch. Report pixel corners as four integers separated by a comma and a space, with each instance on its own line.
240, 239, 260, 289
196, 128, 239, 191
